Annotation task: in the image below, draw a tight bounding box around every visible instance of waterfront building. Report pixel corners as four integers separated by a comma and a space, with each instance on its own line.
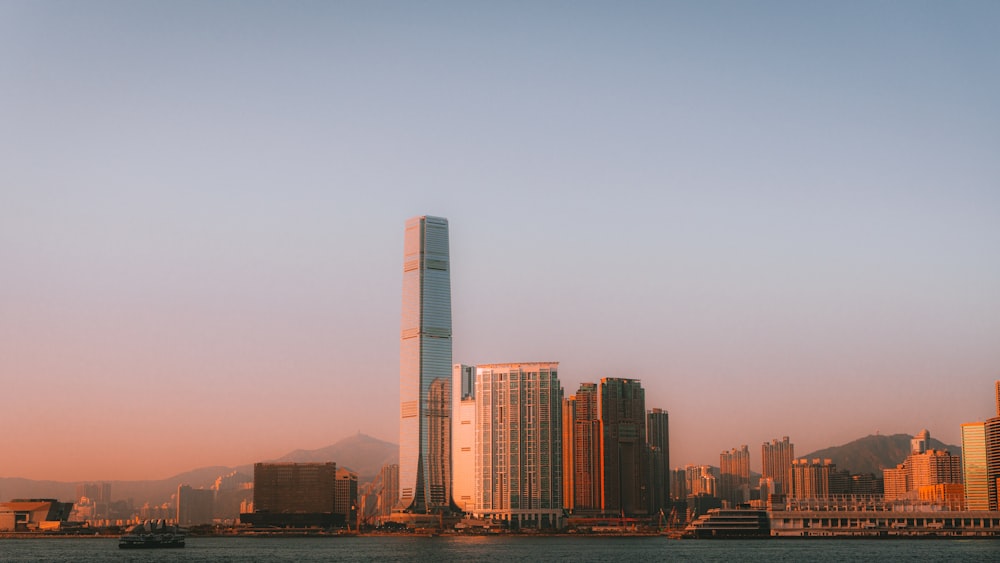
561, 394, 576, 512
962, 421, 989, 511
600, 377, 646, 516
571, 383, 602, 511
647, 408, 670, 511
670, 468, 687, 501
176, 485, 214, 526
376, 463, 399, 523
399, 215, 453, 513
988, 416, 1000, 511
247, 462, 342, 527
473, 362, 563, 528
761, 437, 794, 496
719, 445, 750, 507
0, 499, 74, 532
452, 364, 476, 513
334, 468, 358, 525
883, 465, 909, 501
790, 459, 834, 499
883, 430, 962, 502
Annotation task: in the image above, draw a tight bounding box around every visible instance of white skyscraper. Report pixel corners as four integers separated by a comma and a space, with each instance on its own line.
399, 215, 453, 513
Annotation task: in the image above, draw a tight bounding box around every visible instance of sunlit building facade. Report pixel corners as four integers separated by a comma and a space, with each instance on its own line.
399, 215, 453, 513
962, 422, 989, 511
452, 364, 476, 512
570, 383, 602, 511
474, 362, 563, 528
719, 445, 751, 507
761, 437, 794, 496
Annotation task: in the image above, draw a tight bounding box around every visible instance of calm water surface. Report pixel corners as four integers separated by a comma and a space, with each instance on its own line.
1, 536, 998, 562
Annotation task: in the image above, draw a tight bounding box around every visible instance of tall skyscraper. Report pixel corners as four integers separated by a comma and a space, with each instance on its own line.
571, 383, 602, 511
646, 408, 669, 512
600, 377, 646, 516
561, 394, 576, 512
761, 437, 795, 496
473, 363, 564, 528
996, 380, 1000, 417
399, 215, 453, 513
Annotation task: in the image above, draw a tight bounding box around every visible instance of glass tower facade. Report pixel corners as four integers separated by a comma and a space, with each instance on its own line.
961, 422, 989, 511
399, 216, 452, 513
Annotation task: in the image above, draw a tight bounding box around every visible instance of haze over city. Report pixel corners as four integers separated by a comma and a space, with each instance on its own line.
2, 1, 998, 483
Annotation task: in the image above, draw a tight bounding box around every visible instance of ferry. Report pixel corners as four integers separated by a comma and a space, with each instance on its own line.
118, 520, 186, 549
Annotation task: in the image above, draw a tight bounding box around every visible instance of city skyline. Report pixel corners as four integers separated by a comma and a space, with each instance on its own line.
2, 1, 999, 482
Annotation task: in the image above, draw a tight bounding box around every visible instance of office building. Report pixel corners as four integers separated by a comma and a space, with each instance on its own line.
246, 462, 343, 527
600, 378, 646, 516
962, 422, 989, 510
176, 485, 214, 526
474, 362, 563, 528
452, 364, 476, 512
334, 468, 358, 525
647, 408, 669, 512
761, 437, 794, 496
719, 445, 750, 507
399, 215, 453, 513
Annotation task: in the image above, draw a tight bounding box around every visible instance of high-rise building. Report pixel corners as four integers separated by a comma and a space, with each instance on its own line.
761, 437, 794, 496
399, 215, 453, 513
452, 364, 476, 512
646, 408, 669, 513
988, 417, 1000, 511
600, 378, 646, 516
474, 362, 563, 528
719, 445, 751, 507
962, 421, 989, 510
570, 383, 602, 511
176, 485, 214, 526
376, 463, 399, 523
790, 459, 835, 499
996, 380, 1000, 417
334, 468, 358, 526
561, 394, 576, 512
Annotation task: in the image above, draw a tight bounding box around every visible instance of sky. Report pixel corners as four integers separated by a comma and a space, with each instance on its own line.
2, 1, 999, 482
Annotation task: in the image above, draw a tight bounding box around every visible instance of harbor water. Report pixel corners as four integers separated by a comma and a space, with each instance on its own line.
1, 536, 998, 562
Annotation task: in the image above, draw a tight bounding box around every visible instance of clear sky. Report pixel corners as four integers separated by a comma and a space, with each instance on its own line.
2, 1, 998, 482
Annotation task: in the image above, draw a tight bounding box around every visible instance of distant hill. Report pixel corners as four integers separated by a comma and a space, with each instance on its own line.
802, 433, 961, 476
273, 432, 398, 483
0, 433, 399, 505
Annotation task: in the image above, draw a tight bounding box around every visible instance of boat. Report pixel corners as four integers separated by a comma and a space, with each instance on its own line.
684, 508, 770, 538
118, 520, 186, 549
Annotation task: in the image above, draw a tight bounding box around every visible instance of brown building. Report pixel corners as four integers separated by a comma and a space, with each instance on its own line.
600, 378, 646, 516
247, 462, 343, 527
790, 459, 835, 499
571, 383, 602, 511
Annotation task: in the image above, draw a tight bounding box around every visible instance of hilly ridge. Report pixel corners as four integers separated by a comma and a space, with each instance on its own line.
802, 433, 961, 476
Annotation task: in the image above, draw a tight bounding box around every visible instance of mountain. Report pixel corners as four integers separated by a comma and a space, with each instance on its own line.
801, 433, 962, 476
0, 433, 398, 505
274, 432, 398, 483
